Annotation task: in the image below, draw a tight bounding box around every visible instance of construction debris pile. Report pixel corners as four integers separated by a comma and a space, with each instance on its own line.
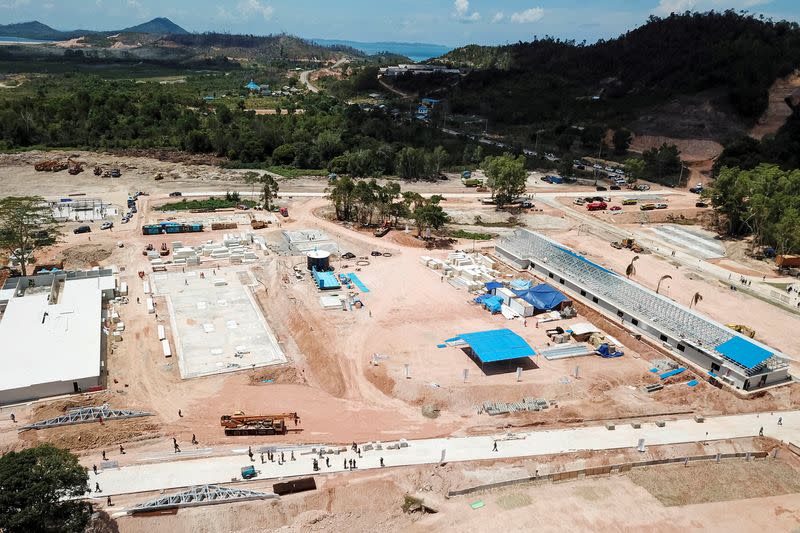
34, 160, 68, 172
478, 397, 554, 416
147, 233, 266, 269
420, 252, 500, 291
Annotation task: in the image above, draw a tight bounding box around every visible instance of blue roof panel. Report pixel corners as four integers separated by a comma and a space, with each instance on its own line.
446, 329, 535, 363
715, 336, 772, 369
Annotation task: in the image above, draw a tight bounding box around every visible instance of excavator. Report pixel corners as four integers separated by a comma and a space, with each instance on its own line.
67, 158, 84, 175
726, 324, 756, 338
220, 411, 299, 436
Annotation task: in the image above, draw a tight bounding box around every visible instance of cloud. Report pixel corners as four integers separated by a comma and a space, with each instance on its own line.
453, 0, 480, 23
0, 0, 30, 8
510, 7, 545, 24
491, 12, 505, 23
218, 0, 275, 23
652, 0, 772, 16
239, 0, 274, 21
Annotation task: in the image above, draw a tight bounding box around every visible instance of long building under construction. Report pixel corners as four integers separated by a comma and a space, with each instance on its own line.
496, 229, 791, 391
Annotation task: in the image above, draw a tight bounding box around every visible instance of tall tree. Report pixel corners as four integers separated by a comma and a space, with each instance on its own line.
0, 196, 62, 276
642, 143, 681, 182
411, 195, 449, 238
482, 153, 527, 206
624, 158, 646, 184
0, 444, 90, 533
612, 129, 632, 154
245, 173, 279, 210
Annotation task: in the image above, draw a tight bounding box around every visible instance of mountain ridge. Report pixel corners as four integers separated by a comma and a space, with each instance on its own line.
0, 17, 188, 40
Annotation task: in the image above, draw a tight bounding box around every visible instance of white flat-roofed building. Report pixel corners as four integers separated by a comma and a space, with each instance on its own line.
0, 270, 115, 405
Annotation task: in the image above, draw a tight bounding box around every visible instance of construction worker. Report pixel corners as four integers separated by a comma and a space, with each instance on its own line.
344, 458, 347, 469
325, 457, 330, 468
248, 447, 254, 462
178, 409, 183, 417
492, 441, 498, 452
119, 445, 125, 455
281, 451, 285, 462
101, 451, 107, 461
191, 434, 198, 445
107, 496, 112, 507
778, 417, 783, 426
95, 482, 101, 493
380, 457, 384, 467
9, 413, 15, 423
291, 451, 295, 461
93, 465, 98, 475
759, 426, 764, 436
136, 297, 140, 304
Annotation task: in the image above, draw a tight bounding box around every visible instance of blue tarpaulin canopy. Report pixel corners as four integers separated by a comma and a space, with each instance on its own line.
485, 281, 503, 291
245, 81, 260, 90
444, 329, 536, 363
513, 283, 569, 311
715, 336, 772, 369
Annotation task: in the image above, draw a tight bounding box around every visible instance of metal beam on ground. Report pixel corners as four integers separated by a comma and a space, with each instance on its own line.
20, 404, 152, 431
128, 484, 277, 513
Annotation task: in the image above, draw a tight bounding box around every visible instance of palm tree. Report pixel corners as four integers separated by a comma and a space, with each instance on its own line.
656, 275, 672, 294
625, 255, 640, 278
689, 292, 703, 309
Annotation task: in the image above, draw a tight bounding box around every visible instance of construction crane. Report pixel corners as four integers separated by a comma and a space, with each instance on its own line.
220, 412, 299, 436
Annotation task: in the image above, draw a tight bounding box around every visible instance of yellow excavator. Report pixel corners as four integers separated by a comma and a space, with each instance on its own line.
726, 324, 756, 338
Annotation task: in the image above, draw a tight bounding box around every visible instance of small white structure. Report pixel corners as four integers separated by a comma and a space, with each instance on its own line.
0, 270, 115, 405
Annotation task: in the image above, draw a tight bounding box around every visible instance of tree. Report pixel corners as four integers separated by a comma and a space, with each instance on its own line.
245, 173, 279, 210
642, 143, 681, 182
612, 129, 632, 154
625, 255, 639, 278
0, 444, 90, 533
0, 196, 62, 276
558, 154, 574, 177
689, 292, 703, 309
482, 153, 527, 206
327, 175, 356, 221
431, 146, 448, 177
624, 158, 646, 184
411, 195, 449, 238
395, 147, 427, 181
656, 274, 672, 294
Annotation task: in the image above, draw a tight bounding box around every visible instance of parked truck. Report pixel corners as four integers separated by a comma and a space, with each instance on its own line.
220, 412, 298, 436
586, 201, 607, 211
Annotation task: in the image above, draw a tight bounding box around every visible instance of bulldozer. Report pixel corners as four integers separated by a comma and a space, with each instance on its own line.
142, 243, 154, 256
159, 243, 170, 256
726, 324, 756, 338
94, 166, 103, 176
220, 411, 299, 436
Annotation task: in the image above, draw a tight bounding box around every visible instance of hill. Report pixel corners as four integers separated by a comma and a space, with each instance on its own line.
0, 17, 188, 40
428, 11, 800, 141
120, 17, 188, 35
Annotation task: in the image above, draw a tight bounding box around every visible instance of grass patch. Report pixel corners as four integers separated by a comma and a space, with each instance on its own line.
157, 197, 256, 211
626, 460, 800, 506
451, 229, 494, 240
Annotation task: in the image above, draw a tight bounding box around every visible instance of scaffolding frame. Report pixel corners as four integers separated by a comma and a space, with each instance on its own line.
20, 404, 152, 431
128, 484, 276, 513
498, 230, 789, 376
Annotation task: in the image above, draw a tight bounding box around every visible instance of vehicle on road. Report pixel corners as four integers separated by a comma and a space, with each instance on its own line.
73, 225, 91, 234
690, 184, 704, 194
610, 185, 621, 190
695, 201, 708, 208
596, 185, 607, 191
169, 192, 182, 197
279, 207, 289, 217
655, 203, 668, 209
100, 222, 113, 230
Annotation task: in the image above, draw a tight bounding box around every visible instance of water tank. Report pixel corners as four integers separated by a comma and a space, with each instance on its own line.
307, 250, 331, 271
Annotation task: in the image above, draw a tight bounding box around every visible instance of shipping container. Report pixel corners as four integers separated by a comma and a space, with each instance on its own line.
161, 339, 172, 358
494, 287, 516, 305
509, 297, 535, 317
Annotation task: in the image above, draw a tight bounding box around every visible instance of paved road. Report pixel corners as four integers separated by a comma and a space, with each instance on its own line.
299, 70, 319, 93
86, 410, 797, 498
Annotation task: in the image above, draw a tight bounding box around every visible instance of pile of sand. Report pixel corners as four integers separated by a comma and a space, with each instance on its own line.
58, 243, 112, 269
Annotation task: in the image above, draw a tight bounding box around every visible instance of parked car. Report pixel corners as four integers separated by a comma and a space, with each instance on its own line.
596, 186, 607, 191
640, 204, 656, 211
100, 222, 113, 230
610, 185, 621, 190
73, 225, 91, 234
586, 201, 607, 211
169, 192, 182, 197
695, 201, 708, 208
655, 203, 668, 209
110, 169, 121, 178
573, 198, 586, 205
609, 205, 622, 211
622, 198, 638, 205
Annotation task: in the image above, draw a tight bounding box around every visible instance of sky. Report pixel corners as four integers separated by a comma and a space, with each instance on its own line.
1, 0, 799, 46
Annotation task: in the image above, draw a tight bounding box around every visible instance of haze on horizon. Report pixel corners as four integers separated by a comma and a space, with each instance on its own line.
1, 0, 799, 47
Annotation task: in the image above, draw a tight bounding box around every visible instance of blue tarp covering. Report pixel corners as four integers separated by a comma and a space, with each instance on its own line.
659, 367, 686, 379
596, 343, 624, 358
687, 380, 699, 387
473, 294, 502, 313
510, 279, 531, 291
513, 283, 569, 311
485, 281, 503, 291
444, 329, 536, 363
345, 273, 370, 293
715, 336, 772, 369
245, 81, 260, 90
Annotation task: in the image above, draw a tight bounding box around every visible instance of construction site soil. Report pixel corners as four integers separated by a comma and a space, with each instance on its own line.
0, 152, 798, 532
